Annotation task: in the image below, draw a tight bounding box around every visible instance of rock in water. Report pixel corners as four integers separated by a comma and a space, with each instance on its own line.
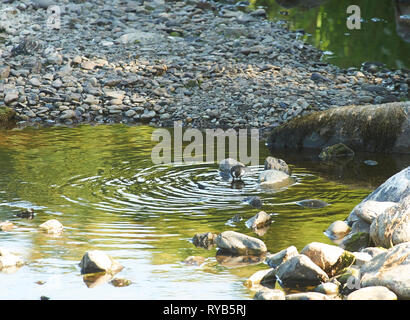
318, 143, 355, 160
258, 169, 292, 188
215, 231, 267, 255
39, 219, 64, 234
219, 158, 244, 173
192, 232, 217, 249
79, 250, 124, 275
296, 199, 328, 208
360, 242, 410, 299
370, 195, 410, 248
268, 102, 410, 154
245, 211, 271, 229
264, 156, 291, 175
275, 254, 329, 287
325, 220, 351, 240
0, 248, 25, 270
244, 196, 262, 208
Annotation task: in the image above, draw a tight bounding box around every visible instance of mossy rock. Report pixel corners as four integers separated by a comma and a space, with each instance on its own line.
169, 31, 183, 37
342, 232, 371, 252
0, 106, 16, 128
330, 251, 356, 277
268, 102, 410, 154
336, 266, 360, 285
319, 143, 355, 160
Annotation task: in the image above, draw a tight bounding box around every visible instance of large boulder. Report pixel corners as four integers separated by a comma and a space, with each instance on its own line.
360, 242, 410, 299
301, 242, 355, 276
268, 102, 410, 154
79, 250, 124, 275
275, 254, 329, 287
370, 195, 410, 248
361, 166, 410, 203
349, 200, 397, 224
215, 231, 267, 255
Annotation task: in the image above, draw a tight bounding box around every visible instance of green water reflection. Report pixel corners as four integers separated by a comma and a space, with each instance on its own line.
0, 124, 407, 299
252, 0, 410, 69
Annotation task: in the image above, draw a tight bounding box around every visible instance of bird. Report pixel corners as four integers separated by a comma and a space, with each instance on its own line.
230, 164, 246, 181
16, 208, 35, 219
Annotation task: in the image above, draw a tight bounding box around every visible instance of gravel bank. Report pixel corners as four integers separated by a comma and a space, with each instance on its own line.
0, 0, 409, 131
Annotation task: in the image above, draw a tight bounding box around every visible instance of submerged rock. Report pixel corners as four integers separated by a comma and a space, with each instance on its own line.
264, 156, 291, 175
301, 242, 355, 277
244, 196, 262, 209
183, 256, 205, 266
0, 106, 16, 128
346, 286, 397, 300
215, 252, 265, 268
0, 221, 15, 231
318, 143, 355, 160
215, 231, 267, 255
296, 199, 328, 208
0, 248, 25, 270
275, 254, 329, 287
360, 242, 410, 299
79, 250, 124, 275
268, 102, 410, 154
370, 195, 410, 248
110, 278, 132, 287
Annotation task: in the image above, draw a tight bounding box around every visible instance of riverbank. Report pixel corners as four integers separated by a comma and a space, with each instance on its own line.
1, 0, 409, 132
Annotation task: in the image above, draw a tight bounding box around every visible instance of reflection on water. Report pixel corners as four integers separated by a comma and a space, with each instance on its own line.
0, 124, 408, 299
252, 0, 410, 68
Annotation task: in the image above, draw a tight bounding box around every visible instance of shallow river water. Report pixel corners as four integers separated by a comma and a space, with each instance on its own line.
1, 124, 409, 299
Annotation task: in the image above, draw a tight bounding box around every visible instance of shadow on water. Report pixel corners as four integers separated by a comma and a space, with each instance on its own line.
251, 0, 410, 69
